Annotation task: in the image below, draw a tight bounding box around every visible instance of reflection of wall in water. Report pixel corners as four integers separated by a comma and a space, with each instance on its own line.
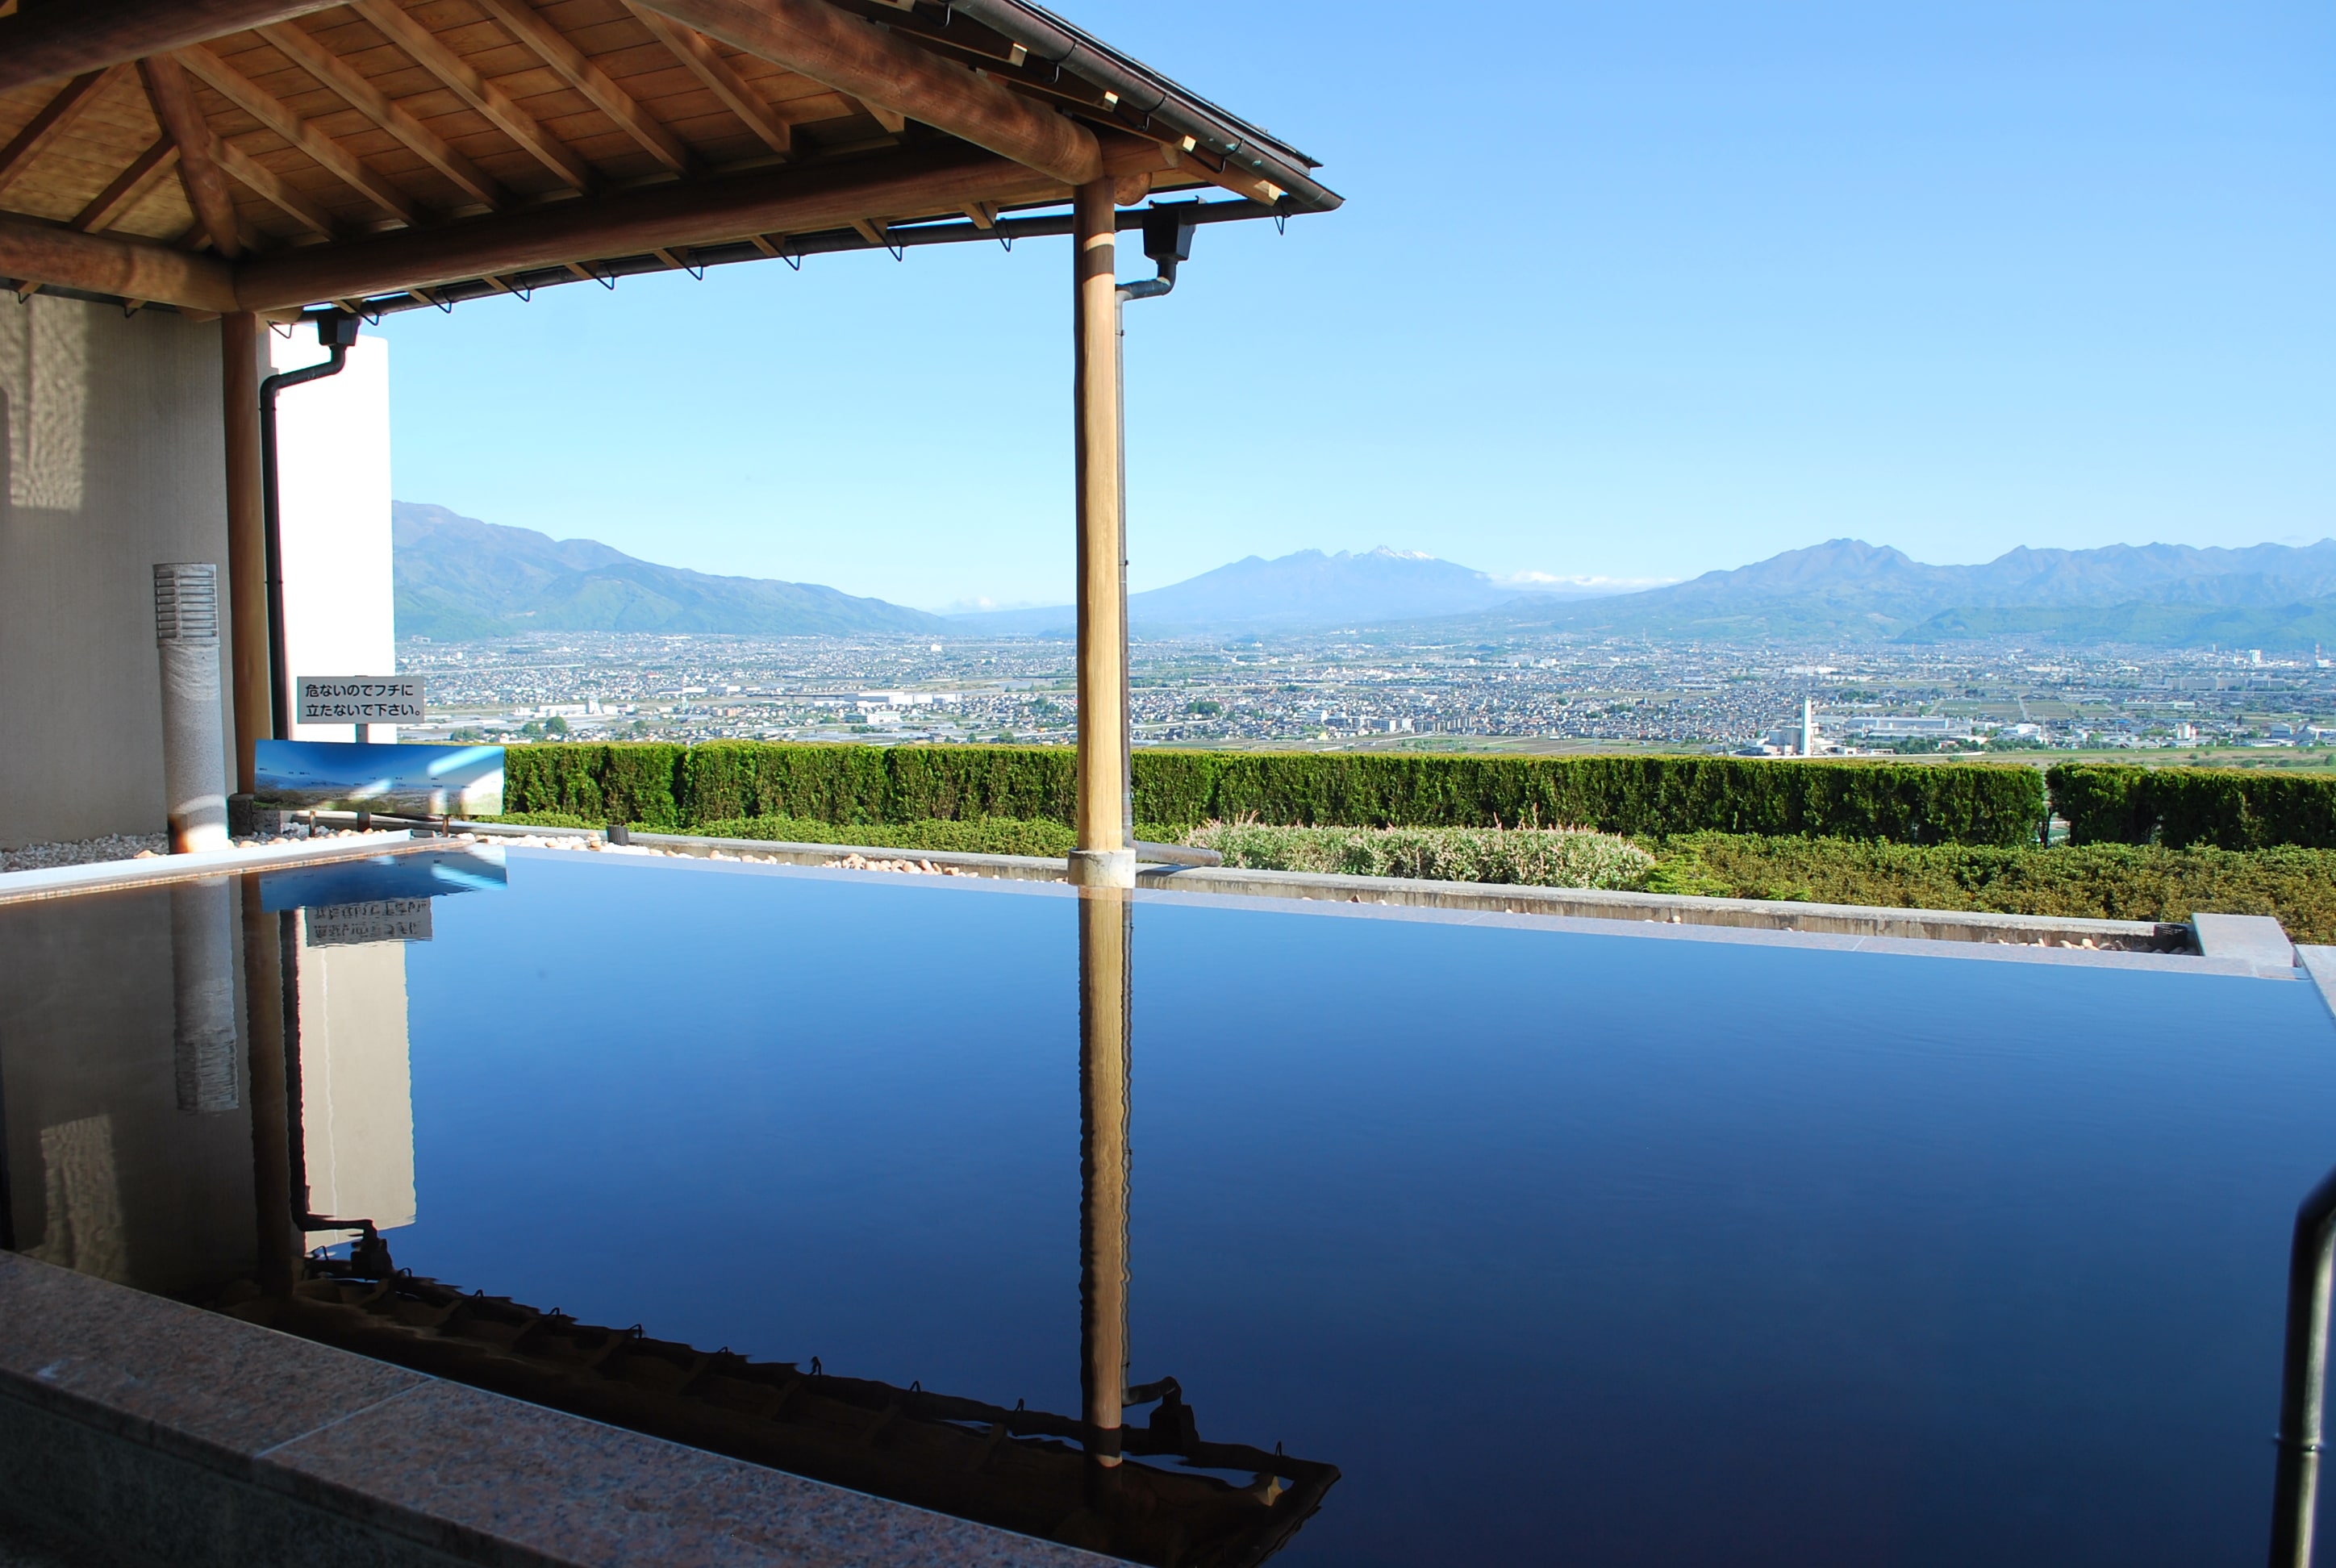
0, 884, 254, 1294
296, 911, 416, 1248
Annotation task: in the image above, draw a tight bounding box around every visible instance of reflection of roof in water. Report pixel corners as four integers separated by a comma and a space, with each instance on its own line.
258, 849, 507, 913
227, 1259, 1337, 1568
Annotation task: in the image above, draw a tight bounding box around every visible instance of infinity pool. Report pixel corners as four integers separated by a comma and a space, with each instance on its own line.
5, 844, 2334, 1566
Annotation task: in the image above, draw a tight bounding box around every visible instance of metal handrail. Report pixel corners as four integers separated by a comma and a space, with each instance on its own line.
2270, 1164, 2336, 1566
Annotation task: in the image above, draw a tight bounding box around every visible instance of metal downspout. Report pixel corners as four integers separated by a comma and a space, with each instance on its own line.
258, 311, 357, 741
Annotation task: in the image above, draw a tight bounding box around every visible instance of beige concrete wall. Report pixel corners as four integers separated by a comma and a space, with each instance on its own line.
0, 298, 236, 849
273, 332, 396, 743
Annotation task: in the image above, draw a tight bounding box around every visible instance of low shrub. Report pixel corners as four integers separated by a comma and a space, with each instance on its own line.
1187, 820, 1656, 890
1640, 832, 2336, 941
2050, 763, 2336, 849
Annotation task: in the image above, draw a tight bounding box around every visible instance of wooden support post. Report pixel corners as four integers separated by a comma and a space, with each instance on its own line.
1078, 887, 1132, 1467
1070, 177, 1132, 886
221, 312, 269, 791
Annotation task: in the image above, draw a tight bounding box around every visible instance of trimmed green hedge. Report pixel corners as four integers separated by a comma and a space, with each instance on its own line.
504, 742, 2046, 845
500, 742, 689, 828
2049, 765, 2336, 849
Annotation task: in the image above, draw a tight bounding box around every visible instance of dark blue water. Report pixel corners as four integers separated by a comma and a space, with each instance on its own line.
356, 847, 2336, 1566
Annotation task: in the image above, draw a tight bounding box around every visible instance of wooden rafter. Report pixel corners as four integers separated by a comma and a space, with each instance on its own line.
210, 135, 335, 237
140, 54, 242, 256
624, 4, 792, 159
0, 0, 343, 97
0, 66, 127, 198
255, 19, 505, 210
632, 0, 1100, 187
473, 0, 694, 177
346, 0, 595, 193
176, 44, 420, 226
71, 136, 181, 231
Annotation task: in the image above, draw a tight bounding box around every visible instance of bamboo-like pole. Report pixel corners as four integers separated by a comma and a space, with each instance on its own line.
1070, 178, 1133, 887
220, 312, 269, 792
1078, 887, 1132, 1467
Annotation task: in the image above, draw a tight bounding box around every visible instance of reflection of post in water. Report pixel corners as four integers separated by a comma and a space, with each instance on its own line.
239, 880, 300, 1295
1080, 885, 1133, 1470
169, 879, 240, 1113
243, 868, 1337, 1566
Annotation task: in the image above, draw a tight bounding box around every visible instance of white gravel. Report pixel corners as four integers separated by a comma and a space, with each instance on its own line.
1, 834, 169, 873
1, 826, 396, 875
2, 828, 979, 880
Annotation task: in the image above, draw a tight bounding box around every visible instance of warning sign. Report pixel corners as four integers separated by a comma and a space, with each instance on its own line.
297, 675, 424, 724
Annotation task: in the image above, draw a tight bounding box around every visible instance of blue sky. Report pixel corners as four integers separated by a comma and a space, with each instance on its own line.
376, 0, 2335, 611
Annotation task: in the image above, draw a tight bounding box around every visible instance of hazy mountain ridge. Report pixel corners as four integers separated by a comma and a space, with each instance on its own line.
1431, 537, 2336, 647
947, 547, 1626, 636
393, 503, 945, 639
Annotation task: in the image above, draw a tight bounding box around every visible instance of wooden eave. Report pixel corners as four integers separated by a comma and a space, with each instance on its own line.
0, 0, 1337, 319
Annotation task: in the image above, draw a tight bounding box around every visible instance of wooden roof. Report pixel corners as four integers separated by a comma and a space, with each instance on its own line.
0, 0, 1337, 319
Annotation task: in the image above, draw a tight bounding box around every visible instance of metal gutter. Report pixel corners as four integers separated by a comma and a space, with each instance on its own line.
338, 196, 1279, 319
940, 0, 1343, 214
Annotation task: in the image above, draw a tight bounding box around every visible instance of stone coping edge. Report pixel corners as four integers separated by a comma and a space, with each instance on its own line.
457, 820, 2205, 954
2299, 947, 2336, 1021
0, 818, 2263, 961
0, 832, 432, 907
0, 1251, 1108, 1568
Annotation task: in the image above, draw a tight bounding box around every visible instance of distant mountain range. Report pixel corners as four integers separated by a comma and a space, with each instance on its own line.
393, 504, 945, 639
391, 506, 2336, 651
1414, 538, 2336, 648
945, 547, 1632, 636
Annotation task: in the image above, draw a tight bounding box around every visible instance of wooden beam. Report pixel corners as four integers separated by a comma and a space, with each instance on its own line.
177, 44, 421, 225
257, 20, 506, 209
210, 132, 335, 237
236, 138, 1060, 310
0, 212, 240, 312
624, 4, 791, 158
473, 0, 693, 176
849, 216, 888, 246
0, 0, 341, 96
0, 67, 124, 198
962, 200, 995, 229
141, 55, 244, 258
859, 99, 906, 136
632, 0, 1100, 187
348, 0, 596, 193
71, 137, 180, 231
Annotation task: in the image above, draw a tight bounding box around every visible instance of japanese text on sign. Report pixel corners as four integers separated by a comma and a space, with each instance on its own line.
297, 676, 423, 724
